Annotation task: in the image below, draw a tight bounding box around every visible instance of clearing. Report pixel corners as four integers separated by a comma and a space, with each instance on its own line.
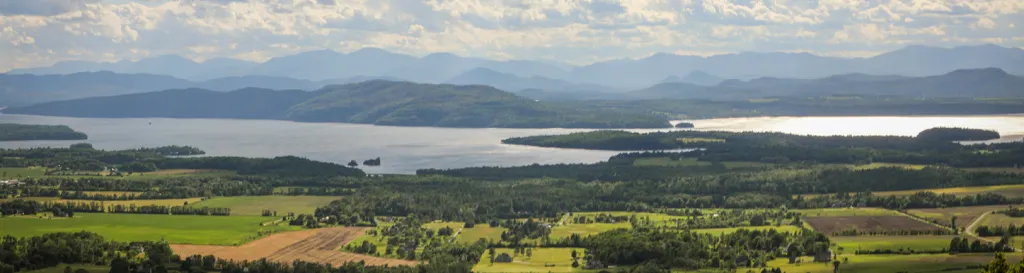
907, 205, 1012, 229
0, 212, 294, 245
172, 227, 415, 266
803, 215, 942, 234
832, 236, 956, 252
186, 196, 338, 216
472, 248, 587, 273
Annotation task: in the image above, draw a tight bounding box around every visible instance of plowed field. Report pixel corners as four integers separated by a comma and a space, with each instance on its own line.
171, 227, 415, 266
804, 215, 942, 234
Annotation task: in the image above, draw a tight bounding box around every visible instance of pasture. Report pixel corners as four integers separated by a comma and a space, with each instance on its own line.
0, 212, 295, 245
186, 196, 338, 216
631, 157, 770, 169
0, 167, 46, 178
865, 185, 1024, 198
550, 222, 629, 240
832, 236, 955, 252
803, 215, 941, 234
752, 253, 1023, 273
472, 248, 589, 273
907, 205, 1012, 229
458, 225, 507, 243
978, 213, 1024, 227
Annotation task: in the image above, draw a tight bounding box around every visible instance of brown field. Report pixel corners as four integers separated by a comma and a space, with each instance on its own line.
171, 227, 416, 266
804, 215, 941, 234
907, 205, 1013, 229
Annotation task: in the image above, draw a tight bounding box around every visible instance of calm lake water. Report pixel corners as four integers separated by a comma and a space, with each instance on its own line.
1, 114, 1022, 174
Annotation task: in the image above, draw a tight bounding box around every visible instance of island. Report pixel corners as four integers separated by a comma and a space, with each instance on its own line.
0, 123, 88, 141
916, 127, 1001, 142
674, 122, 695, 128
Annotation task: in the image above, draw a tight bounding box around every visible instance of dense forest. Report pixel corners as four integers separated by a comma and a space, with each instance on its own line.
0, 124, 87, 141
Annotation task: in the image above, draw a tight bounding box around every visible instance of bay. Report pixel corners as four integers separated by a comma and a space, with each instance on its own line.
1, 114, 1022, 174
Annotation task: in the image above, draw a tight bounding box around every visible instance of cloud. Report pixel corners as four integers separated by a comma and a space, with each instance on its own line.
0, 0, 1023, 71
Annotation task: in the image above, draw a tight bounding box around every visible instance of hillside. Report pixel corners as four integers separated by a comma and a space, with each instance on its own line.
0, 123, 88, 141
286, 81, 669, 128
4, 81, 670, 129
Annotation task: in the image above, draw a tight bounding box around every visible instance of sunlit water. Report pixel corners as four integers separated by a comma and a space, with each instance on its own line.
1, 114, 1021, 174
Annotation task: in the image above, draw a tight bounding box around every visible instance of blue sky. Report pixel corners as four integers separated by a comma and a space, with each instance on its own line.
1, 0, 1022, 71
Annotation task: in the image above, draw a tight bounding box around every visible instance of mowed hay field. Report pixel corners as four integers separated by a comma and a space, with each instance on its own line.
0, 167, 47, 178
421, 221, 507, 244
0, 213, 295, 245
187, 196, 339, 216
472, 248, 586, 273
907, 205, 1013, 229
832, 236, 956, 252
803, 215, 941, 234
751, 253, 1024, 273
172, 227, 415, 266
868, 184, 1024, 198
978, 213, 1024, 227
794, 207, 901, 217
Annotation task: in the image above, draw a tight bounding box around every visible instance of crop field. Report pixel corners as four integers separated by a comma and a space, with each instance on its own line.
0, 167, 46, 178
25, 264, 111, 273
832, 236, 955, 252
851, 162, 930, 170
978, 213, 1024, 227
751, 253, 1024, 273
77, 191, 143, 196
861, 185, 1024, 198
0, 212, 295, 245
691, 225, 802, 235
186, 196, 338, 216
172, 227, 415, 266
550, 222, 628, 239
907, 205, 1012, 229
423, 221, 464, 230
117, 169, 236, 180
794, 207, 901, 217
803, 215, 941, 234
458, 225, 507, 243
472, 248, 589, 273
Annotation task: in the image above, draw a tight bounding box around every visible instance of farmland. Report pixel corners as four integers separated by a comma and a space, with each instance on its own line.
186, 195, 339, 216
832, 236, 956, 252
0, 213, 295, 245
794, 207, 902, 217
754, 253, 1024, 273
0, 167, 46, 178
690, 225, 802, 235
803, 215, 943, 234
171, 227, 415, 266
907, 205, 1012, 228
472, 248, 588, 273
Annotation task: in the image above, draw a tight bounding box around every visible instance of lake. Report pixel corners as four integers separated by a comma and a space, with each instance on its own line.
1, 114, 1022, 174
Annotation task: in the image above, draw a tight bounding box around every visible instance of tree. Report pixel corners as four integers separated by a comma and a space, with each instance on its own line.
832, 260, 841, 273
984, 253, 1011, 273
526, 248, 533, 258
572, 249, 578, 260
489, 247, 496, 265
64, 266, 73, 273
951, 216, 958, 233
572, 260, 580, 268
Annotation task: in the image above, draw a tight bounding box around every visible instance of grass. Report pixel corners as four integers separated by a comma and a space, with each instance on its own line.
472, 248, 592, 273
77, 191, 143, 196
690, 225, 802, 235
0, 213, 296, 245
631, 158, 771, 169
458, 225, 508, 244
832, 236, 956, 252
747, 253, 1023, 273
0, 167, 46, 178
550, 223, 629, 240
793, 207, 901, 217
186, 196, 338, 216
851, 163, 929, 170
978, 213, 1024, 227
868, 185, 1024, 198
907, 205, 1012, 229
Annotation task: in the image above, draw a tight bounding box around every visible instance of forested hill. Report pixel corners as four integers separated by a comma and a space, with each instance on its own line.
0, 123, 88, 141
4, 80, 671, 129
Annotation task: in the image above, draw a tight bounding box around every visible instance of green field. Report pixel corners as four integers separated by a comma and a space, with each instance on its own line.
0, 213, 296, 245
676, 137, 726, 144
0, 167, 46, 178
550, 222, 629, 240
832, 236, 955, 252
186, 195, 338, 216
750, 253, 1023, 273
25, 264, 111, 273
907, 205, 1011, 229
794, 207, 901, 217
631, 158, 770, 169
978, 213, 1024, 227
691, 225, 802, 235
458, 225, 508, 244
851, 163, 930, 170
473, 248, 591, 273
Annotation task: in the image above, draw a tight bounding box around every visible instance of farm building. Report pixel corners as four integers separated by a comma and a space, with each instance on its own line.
494, 253, 513, 263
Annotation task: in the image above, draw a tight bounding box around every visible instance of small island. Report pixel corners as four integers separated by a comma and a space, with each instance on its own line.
916, 127, 1001, 142
674, 122, 695, 128
0, 123, 88, 141
363, 157, 381, 166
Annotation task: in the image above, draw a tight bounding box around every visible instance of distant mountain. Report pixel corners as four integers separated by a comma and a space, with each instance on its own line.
9, 55, 258, 80
5, 81, 670, 129
661, 71, 725, 86
0, 72, 405, 107
642, 68, 1024, 100
571, 44, 1024, 88
444, 68, 617, 93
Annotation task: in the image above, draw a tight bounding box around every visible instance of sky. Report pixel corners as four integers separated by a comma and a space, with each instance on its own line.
1, 0, 1023, 72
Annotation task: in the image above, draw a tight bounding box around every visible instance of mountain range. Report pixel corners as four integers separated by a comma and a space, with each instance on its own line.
10, 44, 1024, 89
3, 80, 671, 129
0, 72, 401, 107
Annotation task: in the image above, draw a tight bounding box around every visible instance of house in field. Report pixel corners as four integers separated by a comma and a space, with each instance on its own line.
494, 253, 513, 263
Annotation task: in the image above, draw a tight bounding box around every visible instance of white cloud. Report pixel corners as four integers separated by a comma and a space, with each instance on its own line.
0, 0, 1023, 71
